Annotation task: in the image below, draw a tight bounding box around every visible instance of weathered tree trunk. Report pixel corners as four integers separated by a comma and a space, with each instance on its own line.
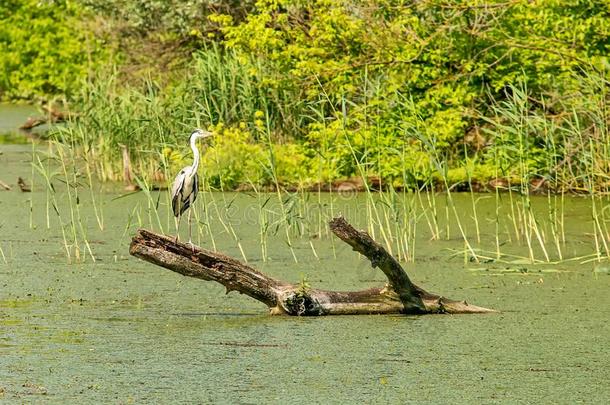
130, 217, 495, 315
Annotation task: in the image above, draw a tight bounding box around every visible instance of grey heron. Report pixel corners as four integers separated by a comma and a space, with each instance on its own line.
171, 128, 213, 245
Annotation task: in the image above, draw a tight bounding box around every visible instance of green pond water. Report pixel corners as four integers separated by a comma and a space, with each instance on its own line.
1, 141, 610, 403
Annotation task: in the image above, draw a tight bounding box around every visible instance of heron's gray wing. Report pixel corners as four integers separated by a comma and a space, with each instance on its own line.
193, 172, 199, 203
178, 172, 198, 216
171, 169, 187, 217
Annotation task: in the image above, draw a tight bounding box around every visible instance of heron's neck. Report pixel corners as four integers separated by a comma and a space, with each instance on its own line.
190, 136, 200, 172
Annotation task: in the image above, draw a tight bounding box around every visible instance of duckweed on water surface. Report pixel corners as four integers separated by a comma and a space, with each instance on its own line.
1, 145, 610, 403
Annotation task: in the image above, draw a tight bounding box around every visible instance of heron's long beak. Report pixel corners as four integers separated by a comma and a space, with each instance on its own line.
189, 131, 212, 148
195, 129, 213, 139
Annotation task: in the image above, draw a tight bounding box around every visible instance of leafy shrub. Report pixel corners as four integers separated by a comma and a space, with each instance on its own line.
0, 0, 108, 100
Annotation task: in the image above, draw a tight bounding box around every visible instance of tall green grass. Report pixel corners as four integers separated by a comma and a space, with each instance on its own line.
42, 46, 610, 265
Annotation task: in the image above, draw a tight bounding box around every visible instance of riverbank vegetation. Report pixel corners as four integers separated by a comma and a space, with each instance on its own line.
4, 1, 610, 192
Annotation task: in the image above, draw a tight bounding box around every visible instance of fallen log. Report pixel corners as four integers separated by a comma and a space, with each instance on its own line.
19, 106, 69, 130
130, 217, 495, 315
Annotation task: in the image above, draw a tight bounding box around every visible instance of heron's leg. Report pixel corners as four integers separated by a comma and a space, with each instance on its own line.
188, 208, 193, 246
175, 215, 182, 243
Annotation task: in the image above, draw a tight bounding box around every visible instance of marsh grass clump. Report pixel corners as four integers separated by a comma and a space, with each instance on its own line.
31, 142, 97, 263
32, 136, 610, 267
49, 72, 610, 265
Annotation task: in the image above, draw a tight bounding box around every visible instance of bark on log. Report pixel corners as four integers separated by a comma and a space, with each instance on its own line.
130, 217, 495, 315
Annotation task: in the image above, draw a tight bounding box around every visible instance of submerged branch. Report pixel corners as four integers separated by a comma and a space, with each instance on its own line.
130, 218, 495, 316
17, 177, 31, 192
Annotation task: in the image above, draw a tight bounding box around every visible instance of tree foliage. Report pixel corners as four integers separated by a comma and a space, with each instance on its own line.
0, 0, 108, 100
215, 0, 609, 130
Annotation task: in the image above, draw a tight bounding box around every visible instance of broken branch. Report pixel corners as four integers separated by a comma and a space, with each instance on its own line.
130, 217, 495, 316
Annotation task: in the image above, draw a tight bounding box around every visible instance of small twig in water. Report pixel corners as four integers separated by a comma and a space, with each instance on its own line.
17, 177, 31, 192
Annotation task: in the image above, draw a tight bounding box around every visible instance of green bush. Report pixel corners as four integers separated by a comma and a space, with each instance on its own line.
208, 0, 610, 187
0, 0, 108, 100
